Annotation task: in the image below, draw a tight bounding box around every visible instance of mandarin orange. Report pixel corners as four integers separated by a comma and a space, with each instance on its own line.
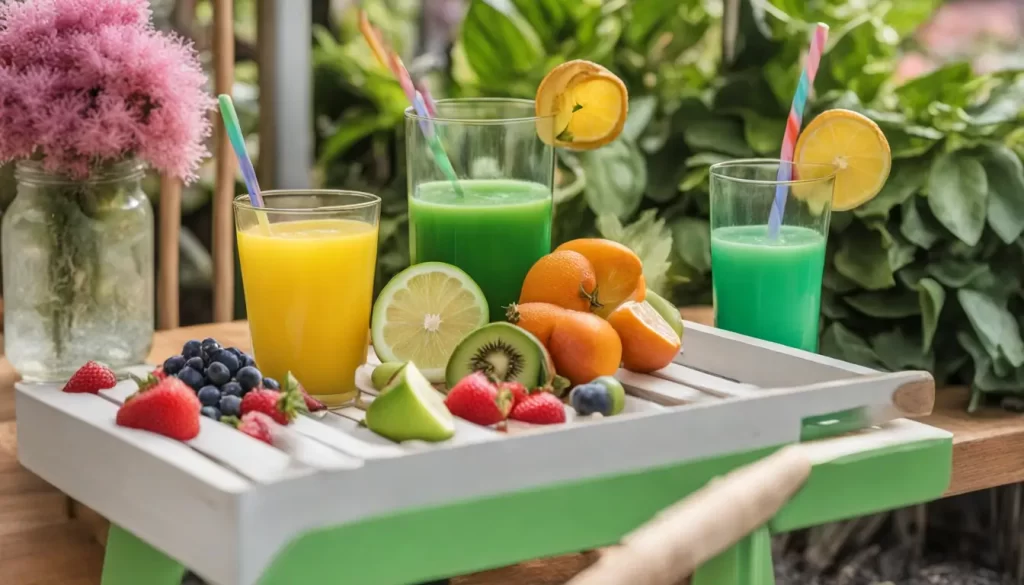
607, 301, 681, 373
547, 311, 622, 385
519, 250, 597, 312
555, 239, 644, 314
505, 302, 568, 346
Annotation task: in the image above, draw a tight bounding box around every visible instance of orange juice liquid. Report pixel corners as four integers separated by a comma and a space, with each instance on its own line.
237, 218, 378, 406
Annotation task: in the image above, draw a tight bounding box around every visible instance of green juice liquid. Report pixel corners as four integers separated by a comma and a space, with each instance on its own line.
710, 225, 827, 352
410, 179, 553, 322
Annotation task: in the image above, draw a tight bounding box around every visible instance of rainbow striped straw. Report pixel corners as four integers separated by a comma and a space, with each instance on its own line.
217, 94, 263, 208
767, 23, 829, 240
359, 11, 462, 195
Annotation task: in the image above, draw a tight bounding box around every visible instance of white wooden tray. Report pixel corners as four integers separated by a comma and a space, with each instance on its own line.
14, 320, 951, 585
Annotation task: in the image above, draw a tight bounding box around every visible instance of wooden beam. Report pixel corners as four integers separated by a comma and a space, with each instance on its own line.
212, 0, 235, 322
156, 175, 181, 330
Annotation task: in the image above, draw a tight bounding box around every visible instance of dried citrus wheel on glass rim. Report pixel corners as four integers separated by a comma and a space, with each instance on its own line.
535, 60, 628, 150
792, 109, 892, 212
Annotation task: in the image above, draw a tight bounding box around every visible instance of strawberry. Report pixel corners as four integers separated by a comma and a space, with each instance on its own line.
116, 376, 201, 440
510, 391, 566, 425
63, 361, 117, 394
225, 412, 275, 445
285, 372, 325, 412
498, 381, 530, 407
445, 372, 512, 426
151, 366, 168, 381
241, 374, 307, 425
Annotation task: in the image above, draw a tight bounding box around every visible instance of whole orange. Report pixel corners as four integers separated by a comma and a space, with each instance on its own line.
519, 250, 597, 312
555, 239, 644, 312
548, 311, 622, 385
607, 301, 681, 373
505, 302, 568, 345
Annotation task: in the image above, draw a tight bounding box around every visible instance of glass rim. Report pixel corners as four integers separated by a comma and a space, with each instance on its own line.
709, 158, 838, 186
404, 97, 555, 124
232, 190, 381, 214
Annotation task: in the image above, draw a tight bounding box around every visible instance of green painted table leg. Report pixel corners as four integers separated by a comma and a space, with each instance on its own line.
691, 526, 774, 585
101, 524, 186, 585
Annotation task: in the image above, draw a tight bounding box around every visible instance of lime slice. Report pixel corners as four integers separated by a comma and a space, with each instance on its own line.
365, 363, 455, 442
371, 262, 489, 383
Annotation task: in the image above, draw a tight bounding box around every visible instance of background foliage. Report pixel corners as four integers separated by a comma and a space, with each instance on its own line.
311, 0, 1024, 404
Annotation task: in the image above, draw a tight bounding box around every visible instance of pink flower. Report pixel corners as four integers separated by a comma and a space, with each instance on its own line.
0, 0, 214, 181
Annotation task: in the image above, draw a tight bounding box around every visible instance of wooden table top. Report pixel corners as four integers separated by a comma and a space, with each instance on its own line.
2, 313, 1022, 584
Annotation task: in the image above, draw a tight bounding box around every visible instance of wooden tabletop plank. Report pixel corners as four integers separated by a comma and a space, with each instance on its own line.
0, 312, 1021, 585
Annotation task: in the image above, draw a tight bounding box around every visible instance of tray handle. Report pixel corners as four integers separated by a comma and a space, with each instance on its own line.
565, 445, 811, 585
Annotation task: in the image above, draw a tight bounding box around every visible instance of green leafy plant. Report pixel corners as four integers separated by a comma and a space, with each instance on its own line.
314, 0, 1024, 406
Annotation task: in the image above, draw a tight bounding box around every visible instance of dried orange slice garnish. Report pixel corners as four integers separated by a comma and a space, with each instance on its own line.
536, 60, 628, 150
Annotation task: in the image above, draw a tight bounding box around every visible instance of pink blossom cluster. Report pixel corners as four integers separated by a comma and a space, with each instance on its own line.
0, 0, 214, 181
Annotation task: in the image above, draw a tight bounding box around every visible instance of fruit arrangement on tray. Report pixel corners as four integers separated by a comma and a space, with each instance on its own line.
55, 235, 683, 449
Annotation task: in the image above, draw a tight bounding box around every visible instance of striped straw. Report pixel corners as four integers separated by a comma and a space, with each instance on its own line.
768, 23, 829, 240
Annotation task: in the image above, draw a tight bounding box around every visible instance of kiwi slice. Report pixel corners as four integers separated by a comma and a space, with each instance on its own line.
445, 322, 545, 390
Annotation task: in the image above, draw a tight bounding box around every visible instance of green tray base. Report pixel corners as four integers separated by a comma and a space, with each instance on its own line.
100, 435, 951, 585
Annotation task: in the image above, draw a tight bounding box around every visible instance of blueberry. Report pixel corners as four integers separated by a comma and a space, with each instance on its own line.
212, 350, 240, 375
185, 356, 204, 371
182, 340, 202, 359
262, 377, 280, 390
162, 355, 186, 376
200, 406, 221, 420
206, 362, 231, 386
201, 337, 220, 352
236, 366, 263, 391
198, 385, 222, 407
569, 384, 611, 416
219, 394, 242, 417
221, 381, 243, 397
177, 367, 205, 390
239, 354, 256, 368
227, 347, 244, 359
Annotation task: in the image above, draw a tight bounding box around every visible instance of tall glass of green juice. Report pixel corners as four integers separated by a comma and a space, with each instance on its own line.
406, 99, 555, 321
709, 160, 837, 352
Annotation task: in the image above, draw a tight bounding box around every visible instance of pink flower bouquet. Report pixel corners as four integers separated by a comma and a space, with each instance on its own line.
0, 0, 214, 181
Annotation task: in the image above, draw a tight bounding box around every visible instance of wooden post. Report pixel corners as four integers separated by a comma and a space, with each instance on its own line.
212, 0, 235, 322
156, 175, 181, 330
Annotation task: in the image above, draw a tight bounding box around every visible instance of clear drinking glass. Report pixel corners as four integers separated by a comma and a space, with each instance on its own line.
406, 98, 555, 322
234, 191, 380, 407
709, 159, 837, 352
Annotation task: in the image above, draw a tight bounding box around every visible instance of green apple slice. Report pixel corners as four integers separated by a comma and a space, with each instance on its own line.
365, 363, 455, 443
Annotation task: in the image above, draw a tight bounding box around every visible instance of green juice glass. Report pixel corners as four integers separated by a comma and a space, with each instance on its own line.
406, 98, 555, 322
709, 159, 837, 352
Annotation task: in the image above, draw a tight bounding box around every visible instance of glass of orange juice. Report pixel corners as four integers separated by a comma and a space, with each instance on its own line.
234, 190, 380, 407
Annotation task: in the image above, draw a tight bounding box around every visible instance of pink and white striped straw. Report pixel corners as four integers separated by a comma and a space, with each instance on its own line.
768, 22, 829, 239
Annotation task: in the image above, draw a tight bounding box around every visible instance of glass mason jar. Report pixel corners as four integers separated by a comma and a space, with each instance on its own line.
2, 159, 154, 380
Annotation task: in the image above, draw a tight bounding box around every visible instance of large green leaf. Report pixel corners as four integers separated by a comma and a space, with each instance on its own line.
917, 277, 945, 353
834, 224, 895, 290
980, 144, 1024, 244
845, 289, 921, 318
579, 138, 647, 220
682, 118, 755, 158
894, 62, 972, 112
461, 0, 545, 87
671, 217, 711, 274
900, 197, 943, 249
926, 259, 988, 288
959, 289, 1024, 367
964, 77, 1024, 127
509, 0, 570, 49
872, 329, 934, 372
927, 151, 988, 246
820, 323, 884, 370
854, 157, 929, 219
